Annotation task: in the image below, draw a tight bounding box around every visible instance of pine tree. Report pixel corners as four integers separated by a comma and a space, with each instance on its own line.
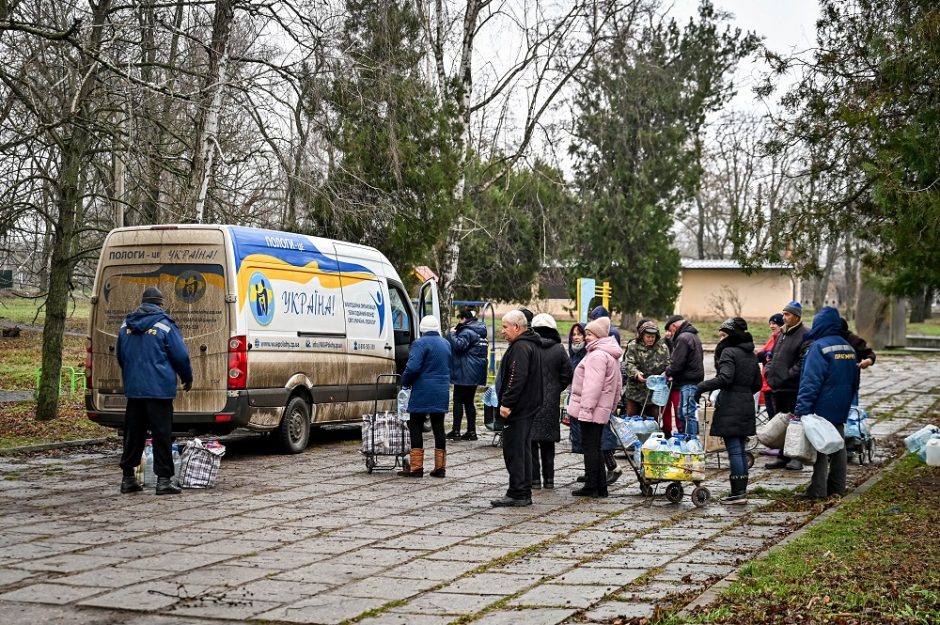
308, 0, 459, 270
570, 1, 759, 319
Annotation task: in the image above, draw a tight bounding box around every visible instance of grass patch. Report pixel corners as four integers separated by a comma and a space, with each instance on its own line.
0, 333, 86, 390
0, 397, 113, 450
672, 454, 940, 625
0, 327, 107, 449
0, 295, 90, 333
908, 316, 940, 337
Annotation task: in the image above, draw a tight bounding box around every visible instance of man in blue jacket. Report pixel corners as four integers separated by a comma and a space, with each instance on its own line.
446, 308, 488, 441
792, 307, 860, 500
117, 287, 193, 495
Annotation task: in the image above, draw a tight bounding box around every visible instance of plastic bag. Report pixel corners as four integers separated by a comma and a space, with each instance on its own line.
608, 414, 638, 449
801, 414, 845, 454
783, 419, 816, 464
757, 412, 790, 449
179, 438, 225, 488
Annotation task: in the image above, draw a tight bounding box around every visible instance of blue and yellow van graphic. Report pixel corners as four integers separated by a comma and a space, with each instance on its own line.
248, 272, 275, 326
230, 227, 376, 312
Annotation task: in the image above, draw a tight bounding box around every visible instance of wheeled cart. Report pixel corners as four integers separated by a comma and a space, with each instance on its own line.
608, 415, 711, 507
361, 374, 410, 473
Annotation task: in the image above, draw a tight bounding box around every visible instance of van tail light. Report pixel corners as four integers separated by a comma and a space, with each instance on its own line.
228, 335, 248, 390
85, 337, 93, 387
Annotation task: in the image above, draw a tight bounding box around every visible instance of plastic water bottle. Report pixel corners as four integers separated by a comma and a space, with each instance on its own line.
668, 434, 686, 454
142, 439, 156, 487
172, 443, 181, 478
397, 388, 411, 421
685, 436, 702, 453
904, 425, 939, 454
634, 442, 643, 467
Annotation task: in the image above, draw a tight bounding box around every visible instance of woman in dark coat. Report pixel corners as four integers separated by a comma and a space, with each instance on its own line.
399, 316, 453, 478
696, 317, 762, 504
446, 308, 488, 441
530, 314, 574, 489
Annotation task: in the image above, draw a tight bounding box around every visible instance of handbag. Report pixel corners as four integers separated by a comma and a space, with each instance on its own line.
757, 412, 790, 449
801, 414, 845, 454
783, 419, 816, 464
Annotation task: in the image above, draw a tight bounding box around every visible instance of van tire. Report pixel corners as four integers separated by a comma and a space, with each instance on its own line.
277, 396, 311, 453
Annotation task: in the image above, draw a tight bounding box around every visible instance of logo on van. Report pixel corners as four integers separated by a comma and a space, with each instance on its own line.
248, 272, 275, 326
174, 270, 206, 304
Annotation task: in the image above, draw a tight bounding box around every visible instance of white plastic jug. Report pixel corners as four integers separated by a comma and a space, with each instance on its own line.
925, 437, 940, 467
643, 432, 665, 450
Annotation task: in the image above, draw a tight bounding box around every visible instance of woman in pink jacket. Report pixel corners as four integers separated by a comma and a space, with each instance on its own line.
566, 316, 623, 497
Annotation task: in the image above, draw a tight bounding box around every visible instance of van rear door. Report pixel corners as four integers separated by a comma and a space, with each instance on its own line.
90, 228, 229, 419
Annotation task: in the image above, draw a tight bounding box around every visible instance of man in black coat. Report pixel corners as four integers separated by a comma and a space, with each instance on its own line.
529, 313, 574, 489
664, 315, 705, 435
492, 310, 543, 507
764, 300, 808, 470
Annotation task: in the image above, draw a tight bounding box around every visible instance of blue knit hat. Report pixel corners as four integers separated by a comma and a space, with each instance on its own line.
783, 301, 802, 317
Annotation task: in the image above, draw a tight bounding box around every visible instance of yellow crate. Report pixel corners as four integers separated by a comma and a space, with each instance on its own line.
642, 449, 706, 481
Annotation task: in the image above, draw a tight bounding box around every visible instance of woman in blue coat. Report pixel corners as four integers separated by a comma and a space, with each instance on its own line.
399, 316, 453, 478
446, 308, 488, 441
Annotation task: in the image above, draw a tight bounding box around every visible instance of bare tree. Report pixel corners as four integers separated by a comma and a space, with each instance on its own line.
419, 0, 633, 308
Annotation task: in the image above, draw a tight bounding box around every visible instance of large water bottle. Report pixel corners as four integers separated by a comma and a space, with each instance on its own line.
685, 435, 703, 454
667, 434, 685, 454
397, 388, 411, 421
642, 416, 657, 435
142, 440, 156, 487
904, 425, 939, 454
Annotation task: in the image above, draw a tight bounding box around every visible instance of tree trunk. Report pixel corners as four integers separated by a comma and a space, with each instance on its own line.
189, 0, 234, 223
35, 0, 112, 420
909, 286, 932, 323
842, 236, 859, 320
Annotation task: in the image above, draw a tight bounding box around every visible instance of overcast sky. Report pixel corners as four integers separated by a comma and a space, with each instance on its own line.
669, 0, 821, 111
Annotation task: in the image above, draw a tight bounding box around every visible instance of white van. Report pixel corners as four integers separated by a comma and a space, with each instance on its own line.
86, 224, 440, 452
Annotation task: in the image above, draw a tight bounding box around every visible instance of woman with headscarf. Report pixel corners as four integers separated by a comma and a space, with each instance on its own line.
398, 316, 453, 478
623, 321, 671, 418
566, 316, 623, 498
756, 313, 784, 417
695, 318, 763, 504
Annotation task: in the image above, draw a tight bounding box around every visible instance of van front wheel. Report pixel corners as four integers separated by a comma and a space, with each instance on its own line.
277, 396, 311, 453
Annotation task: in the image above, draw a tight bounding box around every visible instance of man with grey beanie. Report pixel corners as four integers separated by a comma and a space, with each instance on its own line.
764, 300, 808, 470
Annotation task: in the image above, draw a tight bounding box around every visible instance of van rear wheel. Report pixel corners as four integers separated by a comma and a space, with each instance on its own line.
277, 396, 311, 453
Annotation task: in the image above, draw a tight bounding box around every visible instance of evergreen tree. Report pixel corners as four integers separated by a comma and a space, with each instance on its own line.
455, 160, 575, 302
754, 0, 940, 297
570, 1, 759, 319
308, 0, 459, 270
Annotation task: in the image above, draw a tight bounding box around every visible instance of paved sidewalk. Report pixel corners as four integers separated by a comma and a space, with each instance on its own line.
0, 354, 937, 625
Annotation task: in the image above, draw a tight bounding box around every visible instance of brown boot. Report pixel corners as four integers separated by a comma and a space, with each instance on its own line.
399, 448, 423, 477
430, 449, 446, 478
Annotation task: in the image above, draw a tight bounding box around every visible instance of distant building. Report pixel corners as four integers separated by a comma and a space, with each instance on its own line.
675, 259, 798, 320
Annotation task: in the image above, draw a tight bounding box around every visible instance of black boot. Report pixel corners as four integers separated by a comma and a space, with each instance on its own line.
721, 474, 748, 505
155, 477, 181, 495
120, 476, 142, 494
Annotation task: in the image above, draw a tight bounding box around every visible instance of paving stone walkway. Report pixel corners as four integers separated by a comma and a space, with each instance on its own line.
1, 353, 938, 625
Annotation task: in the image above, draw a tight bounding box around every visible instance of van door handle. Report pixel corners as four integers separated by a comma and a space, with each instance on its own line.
385, 345, 393, 351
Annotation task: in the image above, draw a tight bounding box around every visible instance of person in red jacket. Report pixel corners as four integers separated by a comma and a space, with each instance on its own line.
756, 313, 784, 417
